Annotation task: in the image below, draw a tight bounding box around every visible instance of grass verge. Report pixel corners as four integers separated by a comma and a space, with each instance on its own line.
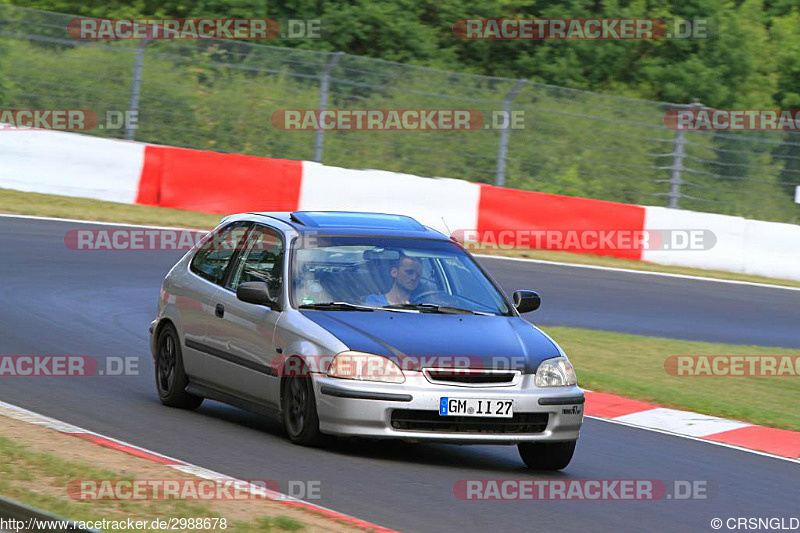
543, 326, 800, 432
0, 416, 362, 532
0, 188, 221, 229
1, 187, 798, 288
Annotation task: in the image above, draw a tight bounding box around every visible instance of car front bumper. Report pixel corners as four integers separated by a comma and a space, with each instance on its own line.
313, 373, 584, 444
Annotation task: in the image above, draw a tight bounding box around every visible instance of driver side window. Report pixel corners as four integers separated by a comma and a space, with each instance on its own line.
226, 225, 284, 295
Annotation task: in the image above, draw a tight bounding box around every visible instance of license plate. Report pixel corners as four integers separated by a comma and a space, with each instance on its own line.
439, 398, 513, 418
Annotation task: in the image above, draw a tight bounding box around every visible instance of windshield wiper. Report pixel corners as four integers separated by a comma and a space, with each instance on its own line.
299, 302, 378, 312
299, 301, 493, 315
382, 303, 492, 315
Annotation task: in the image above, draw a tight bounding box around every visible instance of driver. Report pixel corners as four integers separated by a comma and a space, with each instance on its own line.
365, 254, 422, 306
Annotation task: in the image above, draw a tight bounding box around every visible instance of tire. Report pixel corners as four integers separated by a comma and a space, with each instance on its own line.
154, 324, 203, 410
282, 368, 325, 446
518, 440, 577, 471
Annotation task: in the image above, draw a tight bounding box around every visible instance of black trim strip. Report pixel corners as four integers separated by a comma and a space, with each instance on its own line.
320, 385, 412, 402
538, 395, 585, 406
186, 383, 277, 416
185, 339, 277, 377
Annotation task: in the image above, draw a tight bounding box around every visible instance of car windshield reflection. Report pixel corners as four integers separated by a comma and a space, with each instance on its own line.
291, 237, 511, 316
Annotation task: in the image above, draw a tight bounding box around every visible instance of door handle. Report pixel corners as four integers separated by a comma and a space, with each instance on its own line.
215, 304, 225, 318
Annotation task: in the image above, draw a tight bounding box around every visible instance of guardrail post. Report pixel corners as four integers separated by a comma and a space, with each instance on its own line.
495, 79, 526, 187
667, 126, 686, 209
667, 100, 702, 208
125, 39, 149, 141
314, 52, 343, 163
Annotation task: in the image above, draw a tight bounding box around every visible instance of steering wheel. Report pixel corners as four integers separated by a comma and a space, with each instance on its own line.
413, 290, 460, 305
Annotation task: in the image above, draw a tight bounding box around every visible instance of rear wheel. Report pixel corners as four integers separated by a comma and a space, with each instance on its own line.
282, 368, 324, 446
518, 440, 576, 470
155, 324, 203, 409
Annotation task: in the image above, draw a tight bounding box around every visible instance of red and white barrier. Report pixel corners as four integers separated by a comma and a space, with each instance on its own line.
136, 145, 303, 213
641, 206, 747, 272
298, 161, 481, 235
476, 183, 646, 261
0, 128, 145, 203
1, 130, 798, 281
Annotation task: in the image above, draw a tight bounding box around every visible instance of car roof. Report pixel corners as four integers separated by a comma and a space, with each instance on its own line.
223, 211, 452, 240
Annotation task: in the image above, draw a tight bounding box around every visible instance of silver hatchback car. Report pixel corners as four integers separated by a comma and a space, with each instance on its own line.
150, 211, 584, 470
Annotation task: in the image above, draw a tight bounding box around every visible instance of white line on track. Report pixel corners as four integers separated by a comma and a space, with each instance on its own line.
0, 212, 211, 232
585, 415, 800, 465
475, 253, 800, 292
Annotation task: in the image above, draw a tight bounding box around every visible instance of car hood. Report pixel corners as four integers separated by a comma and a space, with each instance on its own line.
299, 311, 562, 373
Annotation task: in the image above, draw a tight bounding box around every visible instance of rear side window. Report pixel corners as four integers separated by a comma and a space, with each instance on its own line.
190, 223, 249, 285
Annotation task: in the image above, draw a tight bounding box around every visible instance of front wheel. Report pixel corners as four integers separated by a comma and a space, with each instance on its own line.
282, 373, 325, 446
154, 324, 203, 410
518, 440, 576, 470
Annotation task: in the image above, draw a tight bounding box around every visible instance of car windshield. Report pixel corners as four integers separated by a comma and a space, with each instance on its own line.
291, 236, 511, 315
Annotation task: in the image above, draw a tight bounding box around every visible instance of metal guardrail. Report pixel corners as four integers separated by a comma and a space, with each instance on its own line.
0, 496, 102, 532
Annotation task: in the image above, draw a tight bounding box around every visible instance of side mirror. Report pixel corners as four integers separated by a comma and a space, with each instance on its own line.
513, 290, 541, 313
237, 281, 280, 310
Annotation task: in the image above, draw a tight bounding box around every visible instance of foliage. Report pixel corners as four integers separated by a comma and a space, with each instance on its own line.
2, 0, 800, 221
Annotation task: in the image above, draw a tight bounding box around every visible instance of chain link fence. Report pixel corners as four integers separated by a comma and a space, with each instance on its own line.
1, 5, 799, 223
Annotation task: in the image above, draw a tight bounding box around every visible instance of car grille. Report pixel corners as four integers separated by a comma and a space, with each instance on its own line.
391, 410, 548, 434
423, 369, 520, 387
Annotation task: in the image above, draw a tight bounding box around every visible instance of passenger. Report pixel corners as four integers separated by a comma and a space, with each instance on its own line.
296, 268, 331, 305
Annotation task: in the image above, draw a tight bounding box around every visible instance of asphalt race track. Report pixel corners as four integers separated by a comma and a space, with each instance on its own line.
1, 217, 798, 532
480, 256, 800, 348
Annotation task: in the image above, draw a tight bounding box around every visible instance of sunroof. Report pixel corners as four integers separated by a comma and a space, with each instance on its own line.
290, 211, 426, 231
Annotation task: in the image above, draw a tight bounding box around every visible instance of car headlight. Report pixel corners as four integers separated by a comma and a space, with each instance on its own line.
535, 357, 577, 387
327, 351, 405, 383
